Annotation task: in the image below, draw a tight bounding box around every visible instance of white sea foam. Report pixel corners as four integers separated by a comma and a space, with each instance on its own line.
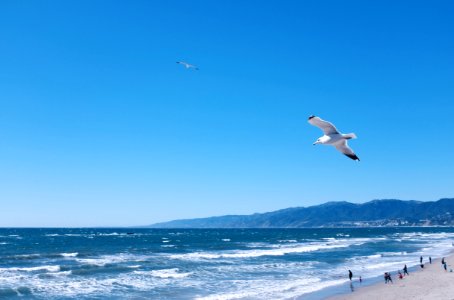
170, 241, 354, 260
395, 232, 454, 242
0, 265, 61, 273
134, 268, 191, 279
171, 238, 376, 261
103, 232, 136, 237
75, 253, 148, 266
222, 239, 231, 242
42, 270, 72, 277
196, 276, 347, 300
383, 251, 408, 257
0, 266, 174, 297
127, 265, 141, 269
13, 254, 41, 259
336, 233, 350, 237
211, 261, 318, 274
61, 252, 78, 257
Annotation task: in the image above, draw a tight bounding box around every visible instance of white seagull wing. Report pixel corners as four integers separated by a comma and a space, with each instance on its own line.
334, 140, 360, 161
308, 116, 339, 135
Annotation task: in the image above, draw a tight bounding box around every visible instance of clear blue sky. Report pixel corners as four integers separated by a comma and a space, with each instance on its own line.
1, 1, 453, 227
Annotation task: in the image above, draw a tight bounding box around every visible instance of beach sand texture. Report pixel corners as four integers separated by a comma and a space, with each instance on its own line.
331, 255, 454, 300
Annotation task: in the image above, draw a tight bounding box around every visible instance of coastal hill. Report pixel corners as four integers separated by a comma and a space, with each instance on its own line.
148, 198, 454, 228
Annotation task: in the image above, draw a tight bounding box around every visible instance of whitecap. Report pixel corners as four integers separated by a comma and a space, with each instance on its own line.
1, 265, 61, 273
76, 253, 148, 266
61, 252, 78, 257
134, 268, 191, 279
13, 254, 41, 259
127, 265, 141, 269
96, 232, 121, 236
170, 241, 355, 260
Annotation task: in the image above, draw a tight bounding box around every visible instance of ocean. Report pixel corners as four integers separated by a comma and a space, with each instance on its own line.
1, 227, 453, 299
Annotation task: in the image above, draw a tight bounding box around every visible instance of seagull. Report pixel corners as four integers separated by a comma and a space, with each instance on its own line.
176, 61, 199, 70
308, 115, 360, 161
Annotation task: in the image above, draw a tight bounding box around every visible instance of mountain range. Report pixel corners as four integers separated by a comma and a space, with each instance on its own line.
148, 198, 454, 228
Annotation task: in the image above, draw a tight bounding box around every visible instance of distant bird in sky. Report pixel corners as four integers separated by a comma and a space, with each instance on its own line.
308, 115, 360, 161
176, 61, 199, 70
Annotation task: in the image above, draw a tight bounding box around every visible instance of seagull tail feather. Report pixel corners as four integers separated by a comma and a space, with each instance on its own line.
343, 133, 357, 139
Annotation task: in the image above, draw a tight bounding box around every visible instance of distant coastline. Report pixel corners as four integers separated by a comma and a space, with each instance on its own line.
147, 198, 454, 228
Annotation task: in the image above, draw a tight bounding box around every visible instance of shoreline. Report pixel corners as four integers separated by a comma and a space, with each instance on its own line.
325, 253, 454, 300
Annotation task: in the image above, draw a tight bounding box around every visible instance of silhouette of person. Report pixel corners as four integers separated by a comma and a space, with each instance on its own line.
403, 264, 409, 275
348, 270, 353, 281
420, 256, 423, 264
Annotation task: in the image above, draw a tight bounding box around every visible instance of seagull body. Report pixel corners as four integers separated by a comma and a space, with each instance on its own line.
176, 61, 199, 70
308, 115, 360, 161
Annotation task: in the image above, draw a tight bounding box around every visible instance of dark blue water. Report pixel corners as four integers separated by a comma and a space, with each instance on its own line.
1, 228, 453, 299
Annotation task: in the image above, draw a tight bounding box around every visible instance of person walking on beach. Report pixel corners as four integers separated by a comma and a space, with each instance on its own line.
444, 262, 448, 271
403, 264, 409, 276
387, 272, 393, 283
384, 272, 393, 284
398, 270, 403, 279
348, 270, 353, 281
442, 257, 445, 265
429, 256, 432, 264
420, 256, 423, 264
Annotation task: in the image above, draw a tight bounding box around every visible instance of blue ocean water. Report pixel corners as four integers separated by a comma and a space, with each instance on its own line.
1, 228, 453, 299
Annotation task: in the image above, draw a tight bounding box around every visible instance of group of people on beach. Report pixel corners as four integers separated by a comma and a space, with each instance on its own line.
348, 255, 450, 287
383, 265, 406, 284
347, 255, 452, 290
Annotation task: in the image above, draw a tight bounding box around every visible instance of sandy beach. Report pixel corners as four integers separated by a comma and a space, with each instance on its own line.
329, 254, 454, 300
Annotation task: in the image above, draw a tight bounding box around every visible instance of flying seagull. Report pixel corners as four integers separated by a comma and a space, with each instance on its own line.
176, 61, 199, 70
308, 115, 360, 161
